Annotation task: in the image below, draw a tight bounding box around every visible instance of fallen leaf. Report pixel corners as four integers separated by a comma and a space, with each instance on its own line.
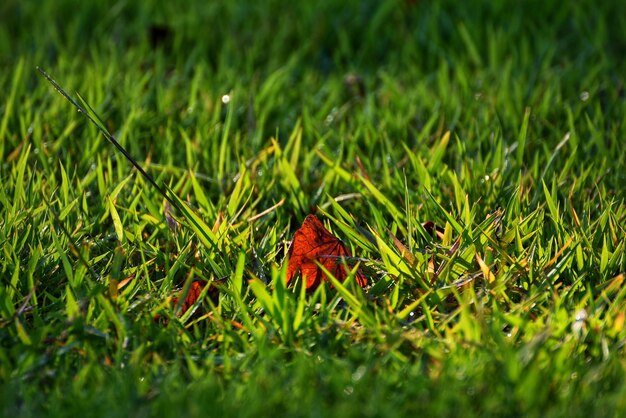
155, 279, 220, 323
422, 221, 444, 239
172, 281, 207, 316
286, 214, 367, 290
388, 229, 416, 265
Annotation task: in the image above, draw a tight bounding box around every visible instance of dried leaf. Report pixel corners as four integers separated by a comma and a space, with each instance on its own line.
286, 214, 367, 290
172, 281, 206, 315
171, 280, 221, 318
475, 253, 495, 283
389, 229, 416, 265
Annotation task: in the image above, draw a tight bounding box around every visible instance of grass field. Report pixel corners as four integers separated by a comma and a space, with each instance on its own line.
2, 1, 626, 416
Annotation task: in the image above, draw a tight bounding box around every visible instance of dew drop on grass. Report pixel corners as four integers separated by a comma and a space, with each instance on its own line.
574, 309, 587, 322
572, 309, 588, 334
352, 365, 366, 382
325, 107, 338, 125
221, 94, 230, 104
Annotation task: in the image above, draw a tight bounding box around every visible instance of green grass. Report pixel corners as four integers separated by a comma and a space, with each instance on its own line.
2, 0, 626, 416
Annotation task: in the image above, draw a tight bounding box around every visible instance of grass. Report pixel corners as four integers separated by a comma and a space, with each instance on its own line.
1, 0, 626, 416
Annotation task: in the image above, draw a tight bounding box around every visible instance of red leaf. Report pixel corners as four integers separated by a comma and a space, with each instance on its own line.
155, 280, 220, 323
172, 281, 206, 315
286, 214, 367, 290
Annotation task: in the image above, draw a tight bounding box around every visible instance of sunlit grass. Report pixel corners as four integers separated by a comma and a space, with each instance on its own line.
1, 1, 625, 417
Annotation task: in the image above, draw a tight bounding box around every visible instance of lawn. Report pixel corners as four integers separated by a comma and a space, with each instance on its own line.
1, 1, 625, 417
